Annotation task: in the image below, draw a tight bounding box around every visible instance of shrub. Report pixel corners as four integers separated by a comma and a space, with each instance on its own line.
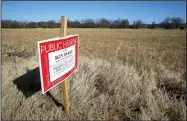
180, 26, 185, 30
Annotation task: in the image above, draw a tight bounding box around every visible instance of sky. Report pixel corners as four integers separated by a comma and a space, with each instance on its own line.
2, 1, 186, 24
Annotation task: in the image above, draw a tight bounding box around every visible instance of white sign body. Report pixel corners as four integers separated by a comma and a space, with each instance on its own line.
38, 34, 79, 93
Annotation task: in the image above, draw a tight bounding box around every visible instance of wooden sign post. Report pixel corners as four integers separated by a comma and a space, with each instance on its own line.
38, 16, 78, 114
60, 16, 70, 114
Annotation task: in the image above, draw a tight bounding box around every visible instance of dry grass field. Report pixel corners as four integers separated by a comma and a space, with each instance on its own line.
2, 28, 186, 120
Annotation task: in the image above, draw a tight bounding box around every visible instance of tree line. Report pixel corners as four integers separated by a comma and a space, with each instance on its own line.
2, 17, 185, 29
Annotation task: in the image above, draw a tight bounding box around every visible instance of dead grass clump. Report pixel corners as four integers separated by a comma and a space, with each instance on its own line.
2, 55, 186, 120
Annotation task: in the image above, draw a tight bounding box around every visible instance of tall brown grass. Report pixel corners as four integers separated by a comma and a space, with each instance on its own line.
2, 29, 186, 120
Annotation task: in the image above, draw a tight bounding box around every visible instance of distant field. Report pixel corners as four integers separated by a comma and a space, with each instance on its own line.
2, 28, 186, 71
2, 29, 186, 120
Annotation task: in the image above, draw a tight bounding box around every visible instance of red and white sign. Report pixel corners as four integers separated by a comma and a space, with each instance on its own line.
38, 34, 79, 93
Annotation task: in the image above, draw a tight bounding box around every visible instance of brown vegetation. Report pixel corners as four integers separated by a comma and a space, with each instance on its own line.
2, 28, 186, 120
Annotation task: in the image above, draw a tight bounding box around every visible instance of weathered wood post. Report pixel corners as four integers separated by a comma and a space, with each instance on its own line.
60, 16, 70, 114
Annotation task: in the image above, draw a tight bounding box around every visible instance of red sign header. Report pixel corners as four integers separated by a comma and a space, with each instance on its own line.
38, 34, 79, 93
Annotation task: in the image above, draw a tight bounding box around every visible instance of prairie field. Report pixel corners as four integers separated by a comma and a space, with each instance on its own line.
2, 28, 186, 120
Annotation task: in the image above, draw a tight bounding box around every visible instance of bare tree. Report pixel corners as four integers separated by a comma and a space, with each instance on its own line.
152, 21, 156, 29
171, 17, 184, 29
48, 20, 56, 28
133, 20, 142, 29
112, 19, 122, 28
121, 19, 129, 28
2, 20, 12, 28
98, 18, 110, 28
161, 17, 172, 29
84, 19, 95, 28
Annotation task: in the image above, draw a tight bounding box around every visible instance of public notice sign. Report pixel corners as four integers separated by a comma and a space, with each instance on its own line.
38, 34, 79, 93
